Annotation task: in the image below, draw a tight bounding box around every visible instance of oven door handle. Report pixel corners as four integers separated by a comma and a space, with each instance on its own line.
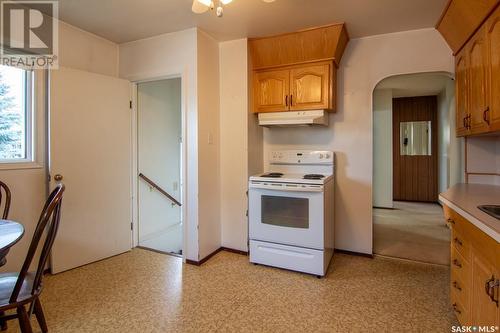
249, 183, 324, 192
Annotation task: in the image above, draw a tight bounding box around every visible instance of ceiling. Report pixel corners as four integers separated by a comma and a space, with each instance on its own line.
49, 0, 449, 44
376, 72, 453, 98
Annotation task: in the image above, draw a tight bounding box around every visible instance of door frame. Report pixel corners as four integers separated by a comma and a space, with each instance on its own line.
131, 72, 188, 262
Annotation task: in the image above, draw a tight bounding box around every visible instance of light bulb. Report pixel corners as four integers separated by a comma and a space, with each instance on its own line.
216, 5, 223, 17
221, 0, 233, 4
196, 0, 212, 5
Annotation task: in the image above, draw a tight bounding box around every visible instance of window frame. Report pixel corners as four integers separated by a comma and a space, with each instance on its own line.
0, 68, 41, 170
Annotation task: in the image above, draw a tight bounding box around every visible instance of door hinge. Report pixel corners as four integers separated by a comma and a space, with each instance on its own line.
129, 100, 132, 109
130, 222, 133, 230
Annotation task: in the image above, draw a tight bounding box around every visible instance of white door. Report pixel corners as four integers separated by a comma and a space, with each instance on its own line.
50, 67, 132, 274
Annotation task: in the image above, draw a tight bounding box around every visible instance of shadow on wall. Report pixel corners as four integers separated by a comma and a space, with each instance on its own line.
372, 71, 464, 209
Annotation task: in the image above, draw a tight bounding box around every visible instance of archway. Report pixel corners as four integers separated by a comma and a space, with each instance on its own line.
371, 71, 463, 264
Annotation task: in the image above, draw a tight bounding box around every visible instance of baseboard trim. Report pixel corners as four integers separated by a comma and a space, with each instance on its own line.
335, 248, 374, 259
373, 206, 396, 210
186, 247, 248, 266
221, 247, 248, 256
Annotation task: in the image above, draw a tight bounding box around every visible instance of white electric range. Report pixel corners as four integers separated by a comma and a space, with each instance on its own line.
248, 150, 335, 277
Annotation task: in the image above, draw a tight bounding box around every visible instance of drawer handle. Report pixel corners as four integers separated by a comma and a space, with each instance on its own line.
453, 281, 462, 291
447, 218, 455, 225
452, 303, 461, 314
483, 107, 490, 125
485, 276, 499, 307
454, 237, 463, 246
453, 259, 462, 268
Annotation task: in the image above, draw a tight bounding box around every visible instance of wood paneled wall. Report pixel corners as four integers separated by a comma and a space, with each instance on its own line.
393, 96, 438, 202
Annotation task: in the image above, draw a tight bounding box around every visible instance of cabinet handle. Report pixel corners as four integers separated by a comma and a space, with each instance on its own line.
452, 303, 461, 314
454, 237, 463, 246
485, 276, 499, 307
285, 95, 288, 107
483, 107, 490, 125
453, 281, 462, 291
290, 95, 293, 106
452, 259, 462, 268
447, 218, 455, 225
468, 114, 472, 130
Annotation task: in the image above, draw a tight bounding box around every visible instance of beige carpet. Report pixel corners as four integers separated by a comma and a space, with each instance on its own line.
3, 249, 457, 332
374, 201, 451, 265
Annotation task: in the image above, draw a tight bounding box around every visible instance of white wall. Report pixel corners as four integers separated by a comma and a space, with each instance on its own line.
59, 21, 119, 77
263, 28, 454, 254
372, 89, 393, 208
0, 21, 120, 273
466, 137, 500, 185
119, 28, 199, 261
437, 78, 464, 192
219, 39, 250, 252
197, 30, 221, 259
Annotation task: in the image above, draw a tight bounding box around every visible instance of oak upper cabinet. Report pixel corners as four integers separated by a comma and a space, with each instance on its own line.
253, 69, 290, 113
487, 5, 500, 131
290, 64, 331, 111
249, 24, 348, 114
253, 62, 334, 113
456, 49, 469, 136
467, 25, 490, 134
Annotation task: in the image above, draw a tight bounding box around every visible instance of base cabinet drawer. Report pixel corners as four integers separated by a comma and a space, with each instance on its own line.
451, 291, 470, 325
444, 204, 500, 327
452, 228, 471, 261
451, 269, 470, 309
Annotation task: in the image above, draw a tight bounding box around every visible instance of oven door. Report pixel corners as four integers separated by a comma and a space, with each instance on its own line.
249, 182, 324, 250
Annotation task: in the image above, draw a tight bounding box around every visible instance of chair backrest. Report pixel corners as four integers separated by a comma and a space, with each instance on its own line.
10, 184, 65, 303
0, 181, 11, 219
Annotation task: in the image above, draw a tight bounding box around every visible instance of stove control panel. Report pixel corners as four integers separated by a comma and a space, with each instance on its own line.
270, 150, 334, 165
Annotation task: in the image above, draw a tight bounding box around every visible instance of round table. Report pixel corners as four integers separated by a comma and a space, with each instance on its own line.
0, 220, 24, 267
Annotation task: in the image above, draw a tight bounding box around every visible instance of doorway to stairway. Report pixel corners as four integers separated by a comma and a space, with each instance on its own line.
136, 78, 183, 256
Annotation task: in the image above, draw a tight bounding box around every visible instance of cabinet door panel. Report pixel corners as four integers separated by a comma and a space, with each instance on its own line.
290, 64, 330, 110
487, 6, 500, 131
471, 252, 499, 326
254, 70, 290, 113
455, 49, 469, 136
468, 25, 490, 134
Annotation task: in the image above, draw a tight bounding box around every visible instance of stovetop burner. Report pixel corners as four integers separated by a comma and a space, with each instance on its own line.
261, 172, 284, 178
303, 174, 325, 180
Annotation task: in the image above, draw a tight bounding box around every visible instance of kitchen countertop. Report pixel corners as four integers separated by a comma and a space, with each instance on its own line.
439, 183, 500, 243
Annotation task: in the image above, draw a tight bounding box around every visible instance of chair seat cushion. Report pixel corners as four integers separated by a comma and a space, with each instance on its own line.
0, 273, 36, 309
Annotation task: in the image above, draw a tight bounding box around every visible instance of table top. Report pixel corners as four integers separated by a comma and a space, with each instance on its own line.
0, 219, 24, 252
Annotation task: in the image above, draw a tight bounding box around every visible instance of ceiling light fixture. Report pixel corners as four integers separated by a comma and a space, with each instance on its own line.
192, 0, 275, 18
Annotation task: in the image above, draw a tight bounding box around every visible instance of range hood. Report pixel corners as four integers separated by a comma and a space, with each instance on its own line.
258, 110, 329, 127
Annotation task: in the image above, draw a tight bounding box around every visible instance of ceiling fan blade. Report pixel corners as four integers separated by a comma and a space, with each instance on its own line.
192, 0, 209, 14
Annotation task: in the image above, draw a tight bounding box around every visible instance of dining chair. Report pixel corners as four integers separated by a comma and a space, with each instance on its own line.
0, 184, 65, 333
0, 181, 11, 219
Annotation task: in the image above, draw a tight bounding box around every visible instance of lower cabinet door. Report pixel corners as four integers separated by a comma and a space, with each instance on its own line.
471, 251, 500, 327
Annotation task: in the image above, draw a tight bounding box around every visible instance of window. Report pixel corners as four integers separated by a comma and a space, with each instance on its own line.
0, 65, 33, 163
